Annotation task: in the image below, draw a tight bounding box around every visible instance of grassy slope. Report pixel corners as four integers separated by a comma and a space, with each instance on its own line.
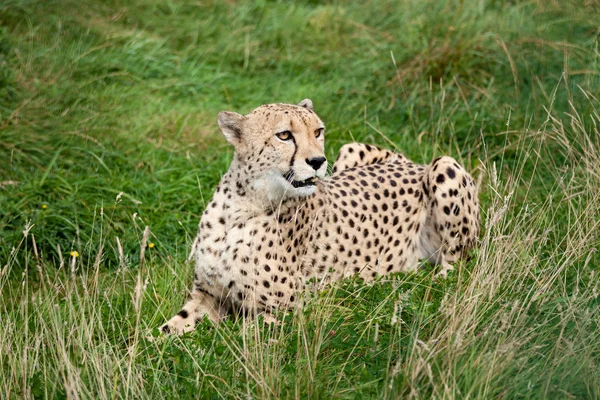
1, 0, 599, 398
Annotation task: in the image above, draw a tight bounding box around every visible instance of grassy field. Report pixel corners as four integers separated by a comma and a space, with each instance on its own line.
1, 0, 600, 398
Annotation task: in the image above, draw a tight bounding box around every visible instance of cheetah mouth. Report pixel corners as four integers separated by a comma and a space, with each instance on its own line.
282, 171, 317, 188
291, 177, 317, 188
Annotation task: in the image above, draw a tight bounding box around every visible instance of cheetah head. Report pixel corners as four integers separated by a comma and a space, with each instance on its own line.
217, 99, 327, 202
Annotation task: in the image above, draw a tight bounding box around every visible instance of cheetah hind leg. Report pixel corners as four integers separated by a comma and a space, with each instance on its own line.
435, 259, 455, 279
422, 156, 480, 278
159, 290, 224, 335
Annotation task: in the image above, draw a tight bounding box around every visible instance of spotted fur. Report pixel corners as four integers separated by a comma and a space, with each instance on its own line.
160, 100, 480, 334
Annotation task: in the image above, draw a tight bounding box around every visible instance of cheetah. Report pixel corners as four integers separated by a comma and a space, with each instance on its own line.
160, 99, 480, 334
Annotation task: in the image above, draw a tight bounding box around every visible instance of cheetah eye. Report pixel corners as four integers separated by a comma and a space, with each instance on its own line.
276, 131, 293, 141
315, 128, 324, 138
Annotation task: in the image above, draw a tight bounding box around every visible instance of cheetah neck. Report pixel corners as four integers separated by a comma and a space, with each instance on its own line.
201, 161, 316, 232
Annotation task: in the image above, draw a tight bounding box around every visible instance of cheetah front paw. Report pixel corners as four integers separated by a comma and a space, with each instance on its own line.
159, 314, 199, 335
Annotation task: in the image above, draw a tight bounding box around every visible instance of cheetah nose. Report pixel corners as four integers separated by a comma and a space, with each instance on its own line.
306, 157, 327, 171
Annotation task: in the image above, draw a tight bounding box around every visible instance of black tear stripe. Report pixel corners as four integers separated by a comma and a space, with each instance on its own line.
288, 134, 297, 170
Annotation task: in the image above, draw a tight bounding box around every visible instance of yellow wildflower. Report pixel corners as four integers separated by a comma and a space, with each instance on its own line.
148, 243, 155, 249
70, 251, 79, 257
42, 204, 47, 209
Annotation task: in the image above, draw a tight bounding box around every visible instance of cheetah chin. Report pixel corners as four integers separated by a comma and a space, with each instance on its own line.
159, 98, 480, 335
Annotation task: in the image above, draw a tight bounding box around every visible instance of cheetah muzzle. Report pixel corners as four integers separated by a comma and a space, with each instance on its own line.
160, 99, 480, 335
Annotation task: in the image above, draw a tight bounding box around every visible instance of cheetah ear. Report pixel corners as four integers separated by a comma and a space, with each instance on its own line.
298, 98, 314, 111
217, 111, 246, 146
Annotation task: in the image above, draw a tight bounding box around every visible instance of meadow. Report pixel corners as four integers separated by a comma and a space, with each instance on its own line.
1, 0, 599, 398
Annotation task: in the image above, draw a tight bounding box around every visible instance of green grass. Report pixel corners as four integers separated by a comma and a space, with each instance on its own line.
1, 0, 600, 398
